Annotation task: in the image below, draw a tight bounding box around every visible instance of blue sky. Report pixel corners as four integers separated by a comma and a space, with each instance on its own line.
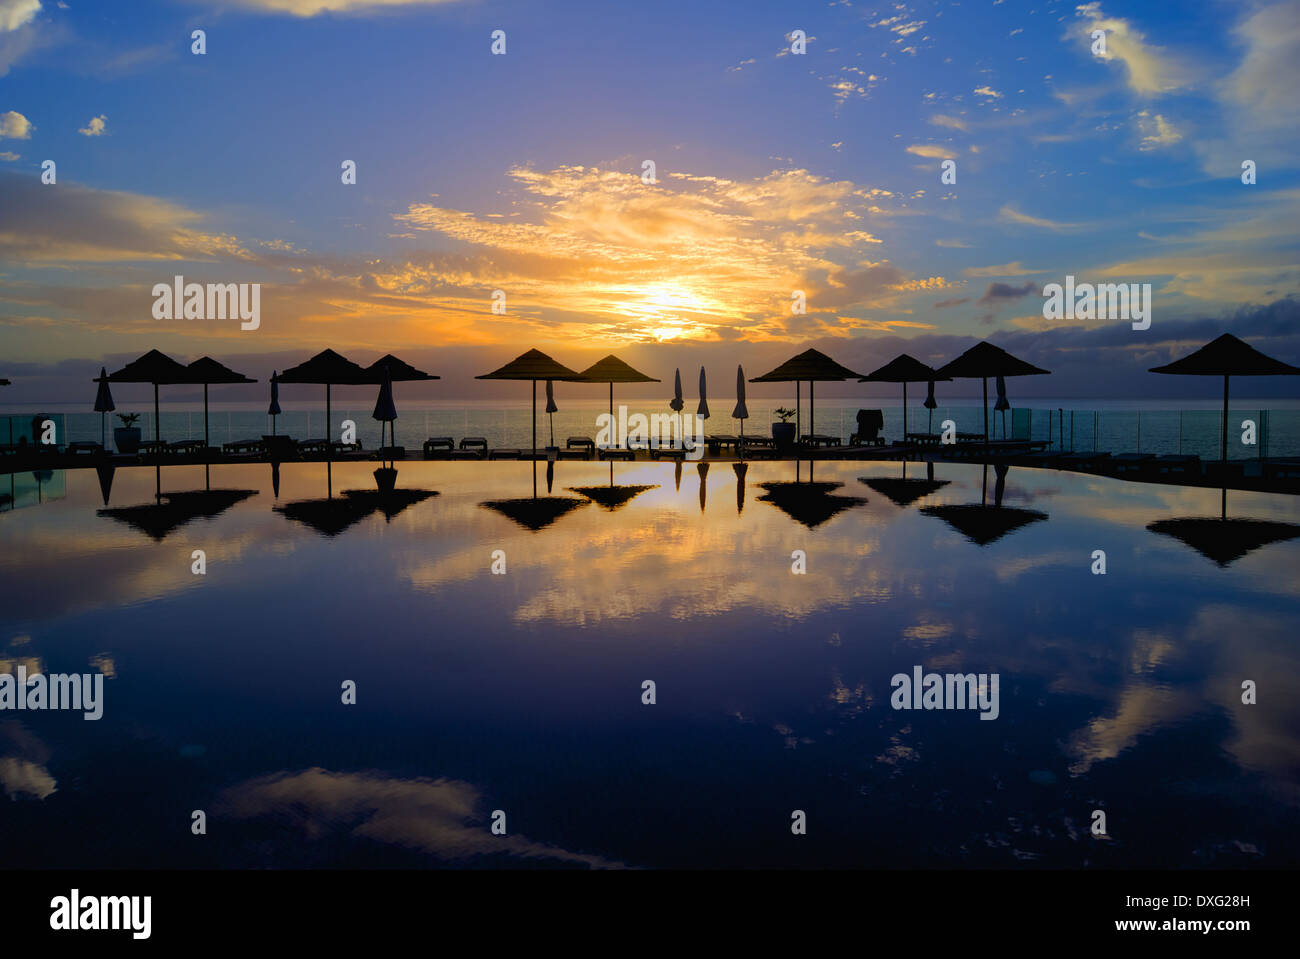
1, 0, 1298, 399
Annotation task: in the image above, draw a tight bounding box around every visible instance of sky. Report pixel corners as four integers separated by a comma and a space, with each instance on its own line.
1, 0, 1298, 402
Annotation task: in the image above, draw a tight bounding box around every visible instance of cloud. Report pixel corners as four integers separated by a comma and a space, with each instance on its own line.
906, 144, 957, 160
77, 113, 106, 137
998, 205, 1081, 232
935, 239, 971, 249
978, 281, 1037, 304
0, 109, 31, 139
222, 0, 464, 15
1073, 2, 1192, 96
964, 261, 1042, 277
0, 0, 40, 33
1135, 111, 1181, 151
933, 297, 969, 308
973, 85, 1002, 99
0, 149, 17, 161
927, 114, 968, 132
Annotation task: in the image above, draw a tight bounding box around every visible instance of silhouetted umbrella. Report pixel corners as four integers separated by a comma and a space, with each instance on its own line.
924, 378, 939, 432
733, 461, 748, 514
920, 464, 1046, 545
545, 379, 557, 449
1148, 516, 1300, 566
578, 355, 660, 429
95, 464, 115, 506
994, 375, 1010, 437
758, 480, 867, 529
670, 369, 684, 412
106, 349, 193, 446
859, 354, 951, 440
1150, 333, 1300, 467
277, 474, 437, 536
697, 461, 709, 512
0, 378, 9, 385
569, 458, 658, 510
187, 357, 256, 452
372, 369, 397, 454
362, 354, 439, 384
93, 367, 115, 448
479, 496, 588, 531
477, 349, 583, 467
697, 367, 710, 422
267, 371, 281, 434
733, 365, 749, 450
278, 349, 368, 456
674, 458, 683, 492
860, 460, 950, 507
100, 489, 258, 541
935, 341, 1049, 449
752, 348, 863, 440
271, 460, 281, 498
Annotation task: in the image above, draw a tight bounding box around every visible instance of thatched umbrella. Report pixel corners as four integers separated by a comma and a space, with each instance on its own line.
751, 348, 863, 441
277, 349, 368, 456
1149, 333, 1300, 467
106, 350, 194, 446
935, 341, 1049, 450
859, 354, 951, 440
578, 354, 660, 427
186, 357, 256, 451
476, 348, 584, 462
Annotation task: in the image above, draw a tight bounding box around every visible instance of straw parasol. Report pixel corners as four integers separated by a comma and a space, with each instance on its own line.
934, 341, 1049, 450
93, 367, 115, 448
1149, 333, 1300, 467
578, 354, 660, 427
106, 350, 194, 447
751, 348, 863, 440
277, 349, 368, 455
476, 349, 584, 463
187, 357, 256, 452
859, 354, 950, 440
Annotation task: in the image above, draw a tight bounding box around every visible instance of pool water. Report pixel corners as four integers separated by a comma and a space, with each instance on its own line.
1, 458, 1297, 868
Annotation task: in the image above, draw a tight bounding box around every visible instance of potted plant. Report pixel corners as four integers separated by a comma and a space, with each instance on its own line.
772, 407, 797, 450
114, 413, 142, 454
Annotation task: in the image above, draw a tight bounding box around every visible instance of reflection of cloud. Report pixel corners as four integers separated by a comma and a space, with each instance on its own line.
0, 756, 56, 799
217, 767, 625, 868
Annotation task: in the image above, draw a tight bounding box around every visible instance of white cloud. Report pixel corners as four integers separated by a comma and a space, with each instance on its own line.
1073, 2, 1192, 96
77, 113, 106, 136
0, 149, 18, 160
973, 85, 1002, 99
906, 143, 957, 160
0, 0, 40, 33
1135, 111, 1182, 151
0, 109, 31, 139
225, 0, 462, 14
927, 113, 968, 131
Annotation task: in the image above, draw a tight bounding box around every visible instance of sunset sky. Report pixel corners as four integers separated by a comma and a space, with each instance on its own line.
1, 0, 1298, 399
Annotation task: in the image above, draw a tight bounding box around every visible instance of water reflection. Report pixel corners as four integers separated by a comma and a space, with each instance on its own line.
277, 466, 438, 537
860, 460, 950, 507
921, 464, 1048, 546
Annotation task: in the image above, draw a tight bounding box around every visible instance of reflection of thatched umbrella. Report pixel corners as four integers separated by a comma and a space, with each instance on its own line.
93, 367, 115, 448
186, 357, 256, 451
1147, 516, 1300, 566
1150, 333, 1300, 467
106, 350, 193, 446
476, 349, 584, 467
568, 460, 658, 511
920, 464, 1046, 545
99, 489, 258, 541
277, 349, 368, 456
733, 461, 748, 514
935, 341, 1049, 449
860, 460, 950, 507
859, 354, 950, 439
479, 496, 588, 531
757, 480, 867, 529
578, 354, 660, 428
752, 348, 863, 440
276, 480, 437, 537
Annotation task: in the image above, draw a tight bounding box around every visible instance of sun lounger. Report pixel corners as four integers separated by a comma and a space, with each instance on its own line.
424, 437, 455, 453
68, 441, 105, 456
598, 447, 635, 461
223, 439, 264, 457
488, 448, 520, 459
1263, 457, 1300, 481
298, 438, 330, 455
1110, 452, 1154, 473
460, 437, 488, 452
649, 446, 687, 460
377, 445, 406, 460
1155, 454, 1200, 476
800, 433, 843, 448
565, 436, 595, 459
705, 435, 739, 455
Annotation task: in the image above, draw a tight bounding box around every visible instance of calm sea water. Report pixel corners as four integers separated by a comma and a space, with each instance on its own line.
6, 398, 1300, 458
1, 459, 1297, 868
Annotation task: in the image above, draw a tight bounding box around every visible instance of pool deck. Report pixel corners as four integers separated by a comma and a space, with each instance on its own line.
4, 439, 1299, 497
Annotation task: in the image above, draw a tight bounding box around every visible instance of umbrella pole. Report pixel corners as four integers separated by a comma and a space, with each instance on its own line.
982, 377, 989, 452
101, 411, 105, 449
203, 383, 210, 451
154, 383, 160, 446
532, 379, 537, 460
796, 381, 801, 442
1221, 374, 1229, 467
903, 382, 908, 439
810, 381, 815, 447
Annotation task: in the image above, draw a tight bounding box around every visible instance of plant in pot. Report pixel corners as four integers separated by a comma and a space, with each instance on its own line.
771, 407, 797, 449
114, 413, 143, 454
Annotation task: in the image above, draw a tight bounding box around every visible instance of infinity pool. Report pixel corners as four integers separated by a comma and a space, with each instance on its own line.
1, 459, 1298, 868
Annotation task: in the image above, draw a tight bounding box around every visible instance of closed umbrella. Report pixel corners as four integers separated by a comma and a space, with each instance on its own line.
935, 341, 1050, 452
697, 367, 710, 421
732, 365, 749, 453
1149, 333, 1300, 468
267, 371, 281, 435
994, 374, 1010, 438
545, 379, 557, 451
670, 369, 684, 412
361, 354, 438, 454
859, 354, 951, 441
372, 369, 397, 455
93, 367, 115, 449
924, 379, 939, 433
